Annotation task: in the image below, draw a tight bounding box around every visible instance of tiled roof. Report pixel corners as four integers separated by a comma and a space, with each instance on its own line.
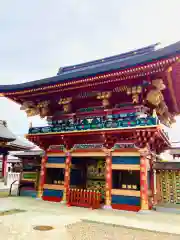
0, 120, 16, 141
7, 137, 34, 150
0, 41, 179, 92
13, 150, 44, 157
169, 148, 180, 155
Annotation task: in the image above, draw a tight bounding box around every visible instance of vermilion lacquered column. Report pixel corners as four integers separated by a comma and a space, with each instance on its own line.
62, 152, 72, 203
153, 169, 157, 205
104, 151, 112, 209
37, 153, 47, 199
150, 156, 155, 207
140, 155, 149, 210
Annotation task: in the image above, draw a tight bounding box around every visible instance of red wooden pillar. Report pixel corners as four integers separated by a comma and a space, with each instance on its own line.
37, 152, 47, 199
2, 154, 7, 178
150, 155, 156, 206
62, 152, 71, 203
140, 155, 149, 210
104, 150, 112, 209
152, 169, 157, 205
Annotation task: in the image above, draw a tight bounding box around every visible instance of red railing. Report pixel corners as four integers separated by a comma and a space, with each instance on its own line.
67, 188, 101, 209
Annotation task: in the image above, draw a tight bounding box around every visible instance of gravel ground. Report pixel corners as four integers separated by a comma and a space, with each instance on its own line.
66, 221, 180, 240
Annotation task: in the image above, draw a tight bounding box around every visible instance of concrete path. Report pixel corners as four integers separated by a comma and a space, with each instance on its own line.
0, 197, 180, 239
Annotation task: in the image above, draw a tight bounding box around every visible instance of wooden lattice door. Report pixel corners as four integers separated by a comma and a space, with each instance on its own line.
159, 171, 180, 204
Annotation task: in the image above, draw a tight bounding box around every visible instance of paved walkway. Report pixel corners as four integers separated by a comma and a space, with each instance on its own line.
0, 197, 180, 239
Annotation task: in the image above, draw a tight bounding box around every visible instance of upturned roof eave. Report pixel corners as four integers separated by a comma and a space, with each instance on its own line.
0, 136, 16, 142
13, 150, 44, 158
0, 41, 180, 93
5, 137, 34, 151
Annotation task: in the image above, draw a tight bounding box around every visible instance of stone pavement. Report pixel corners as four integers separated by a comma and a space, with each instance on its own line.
0, 197, 180, 239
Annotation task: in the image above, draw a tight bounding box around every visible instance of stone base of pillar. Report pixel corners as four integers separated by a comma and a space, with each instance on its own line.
36, 190, 42, 199
138, 209, 152, 214
36, 197, 42, 200
153, 194, 158, 205
103, 205, 112, 210
60, 200, 67, 204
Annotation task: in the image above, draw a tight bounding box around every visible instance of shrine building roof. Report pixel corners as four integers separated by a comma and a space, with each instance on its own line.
7, 137, 34, 151
153, 161, 180, 170
169, 147, 180, 156
0, 120, 16, 142
13, 150, 44, 158
0, 41, 180, 93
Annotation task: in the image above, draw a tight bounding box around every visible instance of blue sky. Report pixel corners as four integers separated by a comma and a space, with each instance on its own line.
0, 0, 180, 140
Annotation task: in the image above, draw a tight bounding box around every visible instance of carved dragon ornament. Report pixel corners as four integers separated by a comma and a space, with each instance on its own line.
58, 97, 72, 113
146, 79, 175, 126
97, 91, 112, 108
20, 100, 50, 118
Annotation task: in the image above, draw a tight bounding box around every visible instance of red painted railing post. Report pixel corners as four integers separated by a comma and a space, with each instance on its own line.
92, 190, 95, 209
70, 188, 73, 205
81, 189, 83, 206
71, 188, 73, 204
77, 189, 80, 205
67, 188, 71, 207
97, 192, 101, 208
87, 190, 90, 207
89, 190, 92, 206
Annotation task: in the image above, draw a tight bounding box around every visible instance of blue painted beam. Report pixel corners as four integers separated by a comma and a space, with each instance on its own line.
47, 157, 65, 164
112, 156, 140, 165
43, 189, 63, 198
112, 195, 140, 206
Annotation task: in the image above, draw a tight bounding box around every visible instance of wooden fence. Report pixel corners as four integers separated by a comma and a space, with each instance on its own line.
67, 188, 101, 209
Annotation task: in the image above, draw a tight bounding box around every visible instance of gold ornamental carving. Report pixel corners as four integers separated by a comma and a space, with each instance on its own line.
20, 100, 50, 118
20, 101, 39, 117
37, 100, 50, 118
58, 97, 72, 113
146, 79, 165, 106
127, 85, 142, 104
146, 79, 175, 126
97, 91, 111, 108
